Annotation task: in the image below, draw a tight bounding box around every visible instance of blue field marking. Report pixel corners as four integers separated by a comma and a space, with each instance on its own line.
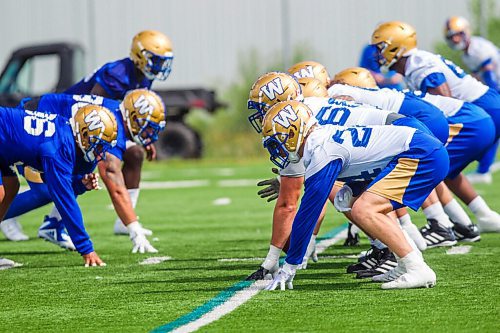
150, 280, 253, 333
150, 224, 348, 333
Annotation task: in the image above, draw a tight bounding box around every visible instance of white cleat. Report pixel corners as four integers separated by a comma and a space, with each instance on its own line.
38, 216, 76, 251
373, 263, 406, 282
114, 220, 152, 236
381, 264, 436, 290
0, 218, 29, 241
466, 172, 492, 185
402, 222, 427, 251
477, 212, 500, 233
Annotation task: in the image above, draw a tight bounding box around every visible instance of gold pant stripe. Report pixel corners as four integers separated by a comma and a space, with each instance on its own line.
367, 158, 419, 204
24, 167, 44, 184
445, 123, 463, 147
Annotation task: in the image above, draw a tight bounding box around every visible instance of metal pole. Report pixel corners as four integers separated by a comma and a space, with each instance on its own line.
281, 0, 291, 69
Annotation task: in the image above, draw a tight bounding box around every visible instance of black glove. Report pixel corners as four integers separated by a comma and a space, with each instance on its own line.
257, 168, 280, 202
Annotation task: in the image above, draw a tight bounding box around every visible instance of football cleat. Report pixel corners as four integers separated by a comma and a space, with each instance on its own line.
465, 172, 492, 185
347, 246, 391, 273
372, 263, 406, 282
381, 264, 436, 289
420, 219, 457, 248
452, 223, 481, 242
343, 222, 360, 247
38, 216, 76, 251
355, 250, 398, 279
477, 211, 500, 233
0, 218, 29, 241
246, 266, 277, 281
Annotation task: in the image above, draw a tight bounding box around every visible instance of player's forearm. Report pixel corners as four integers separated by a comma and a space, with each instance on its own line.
270, 202, 298, 248
0, 176, 20, 221
100, 172, 138, 225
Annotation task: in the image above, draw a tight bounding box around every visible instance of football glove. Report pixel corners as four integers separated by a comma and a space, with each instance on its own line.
334, 184, 353, 212
298, 238, 318, 270
265, 263, 296, 291
245, 263, 278, 281
257, 168, 280, 202
128, 221, 158, 254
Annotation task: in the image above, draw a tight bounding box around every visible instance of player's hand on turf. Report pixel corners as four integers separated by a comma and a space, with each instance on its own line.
145, 144, 157, 161
82, 173, 101, 190
257, 168, 280, 202
83, 251, 107, 267
334, 184, 353, 212
265, 263, 296, 291
128, 221, 158, 254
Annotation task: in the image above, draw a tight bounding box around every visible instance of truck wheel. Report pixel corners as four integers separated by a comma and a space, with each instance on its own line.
155, 121, 200, 159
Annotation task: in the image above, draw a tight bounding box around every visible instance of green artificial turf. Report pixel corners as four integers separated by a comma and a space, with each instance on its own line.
0, 159, 499, 332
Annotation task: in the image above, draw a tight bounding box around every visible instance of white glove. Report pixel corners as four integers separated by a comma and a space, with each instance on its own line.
334, 184, 353, 212
265, 263, 297, 291
298, 237, 318, 270
127, 221, 158, 254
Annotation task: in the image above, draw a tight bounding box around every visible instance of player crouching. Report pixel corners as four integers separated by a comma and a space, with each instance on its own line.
262, 101, 448, 290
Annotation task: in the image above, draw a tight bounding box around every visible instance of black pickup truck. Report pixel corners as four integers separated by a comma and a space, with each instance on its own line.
0, 42, 225, 159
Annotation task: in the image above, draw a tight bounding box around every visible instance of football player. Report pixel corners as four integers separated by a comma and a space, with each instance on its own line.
330, 67, 494, 239
263, 101, 447, 290
0, 105, 118, 266
1, 90, 166, 253
373, 20, 500, 172
288, 61, 331, 88
247, 72, 429, 279
1, 30, 173, 241
67, 30, 172, 235
370, 21, 500, 233
444, 16, 500, 183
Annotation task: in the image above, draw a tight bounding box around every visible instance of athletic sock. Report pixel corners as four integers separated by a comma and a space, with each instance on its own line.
443, 199, 472, 226
400, 250, 425, 270
423, 202, 454, 228
398, 213, 412, 227
262, 245, 281, 271
468, 196, 492, 219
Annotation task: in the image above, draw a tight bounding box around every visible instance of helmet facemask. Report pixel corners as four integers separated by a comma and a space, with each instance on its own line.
140, 48, 174, 81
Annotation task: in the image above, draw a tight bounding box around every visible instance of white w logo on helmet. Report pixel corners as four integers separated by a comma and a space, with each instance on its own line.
291, 66, 314, 79
84, 110, 105, 131
260, 78, 285, 100
133, 94, 154, 115
273, 104, 298, 128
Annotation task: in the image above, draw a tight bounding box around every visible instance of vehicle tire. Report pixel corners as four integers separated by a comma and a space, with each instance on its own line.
155, 121, 201, 159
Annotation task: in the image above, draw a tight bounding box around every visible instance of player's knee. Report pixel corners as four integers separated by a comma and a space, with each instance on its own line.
351, 199, 376, 222
123, 146, 144, 167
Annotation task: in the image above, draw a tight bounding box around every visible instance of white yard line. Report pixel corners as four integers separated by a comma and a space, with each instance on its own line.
446, 245, 472, 255
151, 225, 348, 333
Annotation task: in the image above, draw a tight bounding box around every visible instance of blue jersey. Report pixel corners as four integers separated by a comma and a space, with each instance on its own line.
23, 93, 127, 160
359, 44, 403, 90
0, 107, 94, 254
65, 58, 152, 100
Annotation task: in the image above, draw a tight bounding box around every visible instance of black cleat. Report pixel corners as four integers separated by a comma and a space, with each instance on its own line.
420, 219, 457, 248
246, 266, 271, 281
453, 223, 481, 242
343, 223, 360, 247
347, 246, 382, 273
355, 249, 398, 279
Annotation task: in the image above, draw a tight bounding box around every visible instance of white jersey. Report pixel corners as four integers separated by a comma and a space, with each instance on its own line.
415, 91, 463, 118
327, 84, 404, 112
404, 49, 488, 102
280, 97, 397, 177
462, 36, 500, 80
303, 124, 415, 182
